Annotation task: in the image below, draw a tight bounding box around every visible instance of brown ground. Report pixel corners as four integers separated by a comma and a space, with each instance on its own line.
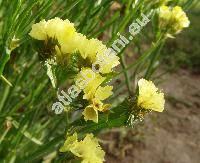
102, 69, 200, 163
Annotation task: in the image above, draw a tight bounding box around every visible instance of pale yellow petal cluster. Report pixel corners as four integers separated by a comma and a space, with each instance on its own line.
76, 37, 120, 74
29, 18, 77, 54
30, 18, 118, 123
159, 5, 190, 33
80, 38, 107, 62
137, 79, 165, 112
29, 18, 120, 74
83, 105, 99, 123
60, 133, 105, 163
95, 86, 113, 101
76, 68, 113, 123
96, 49, 120, 74
29, 20, 48, 40
83, 74, 106, 100
75, 68, 105, 100
172, 6, 190, 29
159, 5, 171, 20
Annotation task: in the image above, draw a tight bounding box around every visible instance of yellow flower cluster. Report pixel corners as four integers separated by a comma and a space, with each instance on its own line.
76, 68, 113, 123
29, 18, 118, 123
29, 18, 76, 53
29, 18, 120, 74
137, 79, 165, 112
159, 5, 190, 34
60, 133, 105, 163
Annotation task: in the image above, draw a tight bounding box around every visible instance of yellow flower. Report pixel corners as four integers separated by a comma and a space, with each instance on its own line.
60, 133, 105, 163
29, 18, 77, 54
83, 104, 99, 123
76, 37, 120, 74
46, 18, 76, 41
83, 75, 106, 100
79, 38, 107, 62
47, 18, 76, 54
171, 6, 190, 30
95, 86, 113, 101
30, 18, 119, 74
159, 5, 190, 34
60, 133, 78, 152
159, 5, 171, 20
75, 68, 113, 123
74, 33, 88, 59
81, 81, 113, 123
82, 98, 112, 123
30, 18, 76, 40
95, 49, 120, 74
29, 20, 48, 40
75, 68, 106, 100
137, 79, 165, 112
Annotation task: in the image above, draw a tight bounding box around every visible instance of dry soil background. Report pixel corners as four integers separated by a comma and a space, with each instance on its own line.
102, 69, 200, 163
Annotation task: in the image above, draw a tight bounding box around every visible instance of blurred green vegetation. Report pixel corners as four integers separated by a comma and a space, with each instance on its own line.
162, 7, 200, 73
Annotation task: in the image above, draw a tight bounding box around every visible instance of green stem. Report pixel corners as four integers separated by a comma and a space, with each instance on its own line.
110, 35, 166, 102
0, 48, 11, 76
144, 40, 165, 79
119, 52, 132, 95
0, 126, 9, 145
10, 117, 43, 145
0, 75, 12, 86
118, 35, 165, 76
0, 84, 10, 112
